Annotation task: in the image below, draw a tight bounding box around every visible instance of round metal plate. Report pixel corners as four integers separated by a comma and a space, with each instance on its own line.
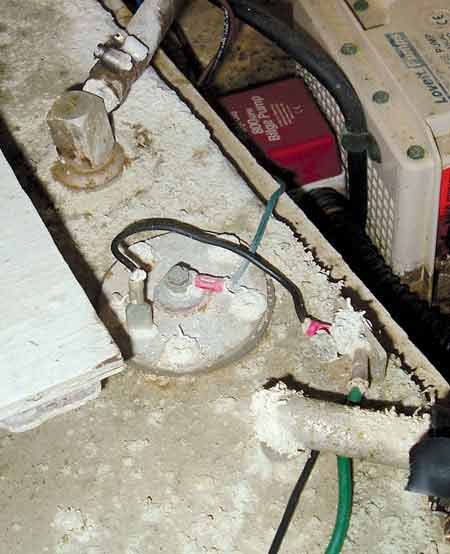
100, 233, 275, 376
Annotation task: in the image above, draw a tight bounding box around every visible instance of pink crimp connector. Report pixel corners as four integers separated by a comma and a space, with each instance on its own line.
304, 319, 332, 337
194, 274, 224, 293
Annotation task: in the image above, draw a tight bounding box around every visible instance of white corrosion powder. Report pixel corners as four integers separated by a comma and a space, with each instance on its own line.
250, 382, 307, 458
330, 299, 369, 356
310, 299, 370, 362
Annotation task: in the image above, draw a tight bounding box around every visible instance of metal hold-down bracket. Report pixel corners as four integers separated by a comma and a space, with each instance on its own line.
47, 0, 186, 189
85, 31, 150, 113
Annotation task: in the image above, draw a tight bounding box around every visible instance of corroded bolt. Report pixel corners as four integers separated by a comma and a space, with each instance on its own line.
407, 145, 426, 160
165, 265, 191, 293
47, 90, 115, 170
341, 43, 358, 56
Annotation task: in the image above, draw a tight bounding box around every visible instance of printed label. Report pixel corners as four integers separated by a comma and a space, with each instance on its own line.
230, 96, 284, 142
386, 32, 450, 104
423, 32, 450, 69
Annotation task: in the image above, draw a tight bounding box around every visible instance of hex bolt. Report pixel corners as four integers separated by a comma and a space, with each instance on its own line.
94, 44, 107, 60
372, 90, 390, 104
353, 0, 369, 11
165, 265, 191, 293
47, 90, 115, 170
407, 145, 426, 160
340, 43, 358, 56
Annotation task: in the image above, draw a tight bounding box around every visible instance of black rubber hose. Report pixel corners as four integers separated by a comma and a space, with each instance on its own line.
226, 0, 368, 225
111, 217, 309, 323
299, 188, 450, 373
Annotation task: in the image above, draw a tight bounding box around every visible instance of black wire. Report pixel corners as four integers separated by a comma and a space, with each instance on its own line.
111, 217, 309, 323
225, 0, 369, 227
198, 0, 236, 90
112, 219, 319, 548
170, 22, 204, 82
268, 450, 320, 554
226, 0, 366, 134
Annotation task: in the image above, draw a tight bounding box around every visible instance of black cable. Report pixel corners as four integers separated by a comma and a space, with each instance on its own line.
169, 22, 204, 82
111, 217, 309, 322
225, 0, 368, 226
198, 0, 236, 90
226, 0, 365, 134
269, 450, 320, 554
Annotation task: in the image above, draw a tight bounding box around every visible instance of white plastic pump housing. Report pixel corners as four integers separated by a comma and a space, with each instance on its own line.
294, 0, 450, 303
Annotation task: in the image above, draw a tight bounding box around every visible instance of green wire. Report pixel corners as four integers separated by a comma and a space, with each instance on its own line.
249, 181, 286, 253
347, 386, 363, 404
231, 180, 285, 286
325, 386, 363, 554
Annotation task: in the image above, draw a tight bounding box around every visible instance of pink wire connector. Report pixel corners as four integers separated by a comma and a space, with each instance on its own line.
194, 274, 225, 293
303, 318, 332, 337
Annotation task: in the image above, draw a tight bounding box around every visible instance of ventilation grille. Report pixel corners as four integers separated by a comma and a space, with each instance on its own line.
297, 67, 395, 264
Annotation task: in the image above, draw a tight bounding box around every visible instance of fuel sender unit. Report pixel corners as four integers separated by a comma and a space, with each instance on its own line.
101, 231, 274, 375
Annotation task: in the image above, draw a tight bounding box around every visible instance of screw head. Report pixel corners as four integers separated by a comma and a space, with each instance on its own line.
94, 44, 106, 60
372, 90, 390, 104
113, 32, 126, 45
165, 264, 191, 291
354, 0, 369, 11
407, 145, 426, 160
340, 43, 358, 56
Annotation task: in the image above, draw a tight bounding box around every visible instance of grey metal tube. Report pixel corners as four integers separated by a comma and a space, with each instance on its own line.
251, 386, 430, 469
84, 0, 186, 111
127, 0, 186, 58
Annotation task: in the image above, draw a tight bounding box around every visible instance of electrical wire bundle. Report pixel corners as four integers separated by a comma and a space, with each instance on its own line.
300, 187, 450, 371
111, 217, 309, 324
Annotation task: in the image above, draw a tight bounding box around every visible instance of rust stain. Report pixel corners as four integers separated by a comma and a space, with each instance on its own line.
132, 124, 153, 150
192, 148, 208, 161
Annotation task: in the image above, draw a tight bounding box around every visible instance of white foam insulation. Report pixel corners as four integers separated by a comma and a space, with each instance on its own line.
0, 0, 450, 552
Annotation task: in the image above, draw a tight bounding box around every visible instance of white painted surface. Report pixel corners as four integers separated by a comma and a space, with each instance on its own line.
0, 150, 123, 424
